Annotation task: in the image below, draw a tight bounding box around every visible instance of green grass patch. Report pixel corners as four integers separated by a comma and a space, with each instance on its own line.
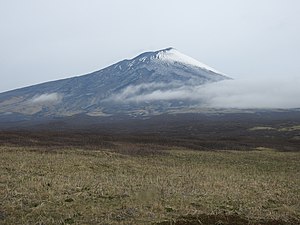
279, 125, 300, 132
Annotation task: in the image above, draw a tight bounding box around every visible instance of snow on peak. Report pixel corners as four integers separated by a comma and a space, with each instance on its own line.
152, 48, 223, 75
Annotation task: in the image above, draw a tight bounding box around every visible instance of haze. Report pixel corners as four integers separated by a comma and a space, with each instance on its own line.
0, 0, 300, 108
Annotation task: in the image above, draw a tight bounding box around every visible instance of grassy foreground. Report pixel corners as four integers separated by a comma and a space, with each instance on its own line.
0, 147, 299, 224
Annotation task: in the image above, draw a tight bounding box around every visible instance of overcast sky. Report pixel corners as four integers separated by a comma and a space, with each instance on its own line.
0, 0, 300, 93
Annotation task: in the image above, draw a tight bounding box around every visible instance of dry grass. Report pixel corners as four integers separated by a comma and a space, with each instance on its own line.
1, 147, 300, 224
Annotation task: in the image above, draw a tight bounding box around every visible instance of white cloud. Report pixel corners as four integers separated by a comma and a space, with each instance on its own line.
106, 82, 183, 102
108, 77, 300, 109
201, 77, 300, 108
31, 93, 62, 104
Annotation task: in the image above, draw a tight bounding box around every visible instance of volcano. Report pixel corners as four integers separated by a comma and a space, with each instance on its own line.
0, 48, 230, 118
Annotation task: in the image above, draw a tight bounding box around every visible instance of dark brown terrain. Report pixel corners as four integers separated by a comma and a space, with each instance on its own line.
1, 111, 300, 152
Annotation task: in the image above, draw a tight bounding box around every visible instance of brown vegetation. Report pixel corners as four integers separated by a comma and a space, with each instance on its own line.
1, 146, 299, 224
0, 112, 299, 224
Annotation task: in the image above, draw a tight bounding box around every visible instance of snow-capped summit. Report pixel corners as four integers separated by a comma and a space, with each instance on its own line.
150, 47, 224, 75
0, 48, 230, 117
133, 47, 224, 75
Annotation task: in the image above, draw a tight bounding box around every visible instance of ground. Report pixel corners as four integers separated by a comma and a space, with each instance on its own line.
1, 112, 300, 224
1, 146, 299, 225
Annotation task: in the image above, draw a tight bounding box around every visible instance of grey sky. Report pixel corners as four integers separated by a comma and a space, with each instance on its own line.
0, 0, 300, 93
